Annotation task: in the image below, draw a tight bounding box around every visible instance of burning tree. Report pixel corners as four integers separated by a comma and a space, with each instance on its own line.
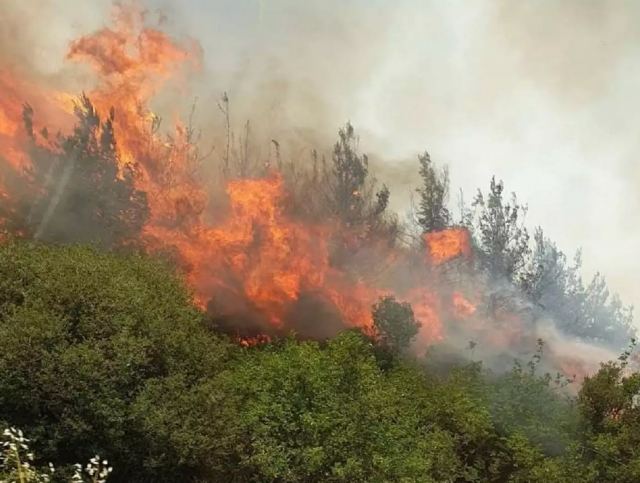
21, 96, 148, 247
0, 0, 634, 387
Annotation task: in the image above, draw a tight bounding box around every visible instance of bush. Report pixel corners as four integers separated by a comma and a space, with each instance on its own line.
0, 240, 234, 481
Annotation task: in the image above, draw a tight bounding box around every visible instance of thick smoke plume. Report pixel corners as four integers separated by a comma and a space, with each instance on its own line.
0, 1, 634, 383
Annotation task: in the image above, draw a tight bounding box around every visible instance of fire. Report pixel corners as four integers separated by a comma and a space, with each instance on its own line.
0, 4, 450, 349
424, 227, 472, 265
407, 287, 443, 346
0, 2, 616, 386
142, 173, 441, 339
197, 175, 330, 327
452, 291, 477, 317
0, 1, 588, 378
66, 2, 201, 174
0, 67, 74, 234
0, 70, 34, 172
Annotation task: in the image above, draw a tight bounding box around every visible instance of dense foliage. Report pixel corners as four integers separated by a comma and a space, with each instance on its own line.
0, 240, 637, 482
0, 240, 234, 481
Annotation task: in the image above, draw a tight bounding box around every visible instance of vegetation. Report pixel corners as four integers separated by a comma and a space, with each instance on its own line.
0, 240, 234, 481
12, 97, 149, 247
372, 295, 420, 355
0, 427, 112, 483
416, 151, 450, 233
0, 239, 637, 482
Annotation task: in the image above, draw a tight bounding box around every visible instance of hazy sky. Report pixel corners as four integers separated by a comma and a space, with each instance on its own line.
6, 0, 640, 317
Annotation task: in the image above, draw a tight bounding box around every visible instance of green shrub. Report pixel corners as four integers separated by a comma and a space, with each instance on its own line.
0, 240, 234, 481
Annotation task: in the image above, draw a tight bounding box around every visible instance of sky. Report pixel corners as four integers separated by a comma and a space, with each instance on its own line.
5, 0, 640, 317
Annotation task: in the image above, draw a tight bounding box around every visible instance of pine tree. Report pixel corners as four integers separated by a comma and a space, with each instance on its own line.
520, 228, 634, 348
23, 95, 148, 247
473, 176, 529, 282
415, 151, 450, 233
329, 122, 371, 225
326, 123, 391, 227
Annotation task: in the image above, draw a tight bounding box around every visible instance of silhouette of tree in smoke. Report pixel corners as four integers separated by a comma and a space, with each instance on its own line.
22, 95, 148, 247
520, 228, 633, 348
473, 176, 530, 282
416, 151, 450, 233
326, 122, 391, 229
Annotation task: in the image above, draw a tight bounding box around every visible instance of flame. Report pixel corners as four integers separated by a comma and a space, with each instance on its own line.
0, 5, 495, 353
0, 67, 73, 233
66, 2, 201, 174
142, 174, 441, 338
61, 6, 413, 338
424, 227, 472, 265
452, 291, 477, 317
239, 334, 272, 348
407, 287, 443, 347
0, 70, 33, 172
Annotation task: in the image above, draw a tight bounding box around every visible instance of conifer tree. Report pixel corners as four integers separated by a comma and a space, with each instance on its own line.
416, 151, 450, 233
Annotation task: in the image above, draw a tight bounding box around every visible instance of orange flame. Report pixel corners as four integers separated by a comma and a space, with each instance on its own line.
0, 4, 611, 385
66, 3, 201, 174
452, 291, 477, 318
424, 227, 472, 265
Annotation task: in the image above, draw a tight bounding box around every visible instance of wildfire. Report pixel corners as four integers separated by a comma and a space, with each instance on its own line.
424, 227, 472, 265
0, 70, 30, 163
0, 4, 491, 351
190, 175, 330, 327
0, 71, 44, 171
0, 1, 601, 383
66, 2, 201, 176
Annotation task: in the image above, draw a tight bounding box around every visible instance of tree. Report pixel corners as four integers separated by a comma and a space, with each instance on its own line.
215, 331, 490, 482
473, 177, 530, 282
520, 229, 634, 348
520, 228, 571, 306
0, 241, 596, 482
372, 296, 421, 355
483, 341, 579, 456
580, 274, 634, 347
415, 151, 450, 233
576, 344, 640, 482
22, 95, 148, 247
326, 123, 391, 229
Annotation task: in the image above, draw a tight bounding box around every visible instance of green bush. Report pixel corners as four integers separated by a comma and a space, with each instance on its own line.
0, 240, 235, 481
